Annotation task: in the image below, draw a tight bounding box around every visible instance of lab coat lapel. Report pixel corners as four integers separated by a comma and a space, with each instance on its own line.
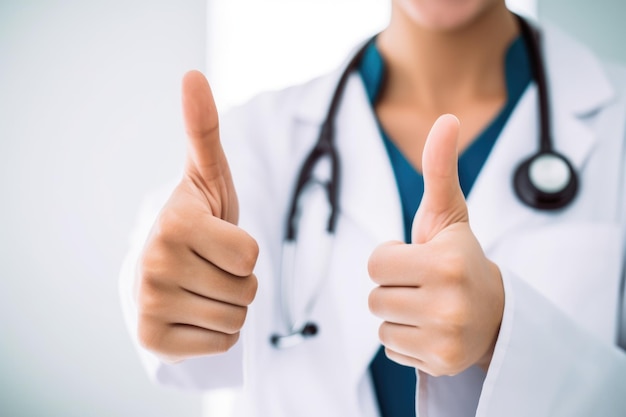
334, 74, 405, 244
468, 24, 614, 252
331, 73, 405, 385
467, 86, 549, 252
292, 68, 404, 245
293, 67, 404, 392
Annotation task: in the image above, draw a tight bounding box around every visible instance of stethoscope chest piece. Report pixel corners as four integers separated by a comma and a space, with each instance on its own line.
513, 151, 578, 210
270, 322, 318, 349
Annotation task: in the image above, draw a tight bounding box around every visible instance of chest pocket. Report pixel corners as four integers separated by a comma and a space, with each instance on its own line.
490, 222, 623, 344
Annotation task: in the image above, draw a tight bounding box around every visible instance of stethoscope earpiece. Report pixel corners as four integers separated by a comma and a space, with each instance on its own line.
513, 151, 578, 210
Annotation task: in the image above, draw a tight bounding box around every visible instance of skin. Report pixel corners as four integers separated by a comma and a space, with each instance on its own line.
136, 0, 507, 375
368, 0, 509, 375
377, 0, 518, 170
368, 115, 503, 375
137, 72, 259, 363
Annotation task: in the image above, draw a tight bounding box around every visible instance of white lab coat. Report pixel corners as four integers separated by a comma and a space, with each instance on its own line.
119, 23, 626, 417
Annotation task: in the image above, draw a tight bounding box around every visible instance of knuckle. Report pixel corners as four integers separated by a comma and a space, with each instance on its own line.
138, 243, 163, 279
137, 319, 165, 353
154, 209, 188, 246
368, 242, 402, 282
136, 264, 174, 314
439, 250, 466, 285
235, 235, 260, 276
188, 118, 220, 141
432, 339, 466, 376
213, 332, 240, 354
378, 322, 392, 345
367, 251, 384, 282
138, 257, 162, 286
239, 274, 258, 306
225, 307, 248, 334
137, 276, 165, 314
368, 288, 384, 316
437, 296, 468, 329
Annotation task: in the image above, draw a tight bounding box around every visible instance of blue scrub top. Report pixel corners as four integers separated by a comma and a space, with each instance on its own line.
359, 35, 532, 417
359, 35, 532, 242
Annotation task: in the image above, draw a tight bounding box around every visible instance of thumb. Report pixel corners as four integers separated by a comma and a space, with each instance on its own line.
412, 114, 468, 244
181, 70, 238, 222
182, 70, 230, 184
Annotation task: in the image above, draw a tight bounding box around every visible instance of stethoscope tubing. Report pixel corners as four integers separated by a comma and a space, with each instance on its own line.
271, 15, 579, 348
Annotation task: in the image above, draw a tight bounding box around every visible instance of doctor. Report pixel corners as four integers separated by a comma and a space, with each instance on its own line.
120, 0, 626, 416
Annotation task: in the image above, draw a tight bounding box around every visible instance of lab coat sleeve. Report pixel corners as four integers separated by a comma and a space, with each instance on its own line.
417, 266, 626, 417
118, 182, 244, 391
475, 268, 626, 416
418, 55, 626, 417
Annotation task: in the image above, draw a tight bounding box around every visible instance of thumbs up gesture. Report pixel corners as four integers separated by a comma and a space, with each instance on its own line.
137, 71, 259, 363
368, 115, 504, 376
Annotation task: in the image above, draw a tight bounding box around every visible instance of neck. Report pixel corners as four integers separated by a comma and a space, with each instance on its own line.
377, 3, 519, 113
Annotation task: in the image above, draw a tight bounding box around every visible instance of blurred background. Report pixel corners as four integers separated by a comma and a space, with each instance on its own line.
0, 0, 624, 416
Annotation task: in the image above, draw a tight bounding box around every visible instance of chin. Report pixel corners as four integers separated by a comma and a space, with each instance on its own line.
394, 0, 503, 31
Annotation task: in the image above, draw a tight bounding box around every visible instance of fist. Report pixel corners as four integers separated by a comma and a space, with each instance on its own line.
137, 71, 259, 363
368, 115, 504, 376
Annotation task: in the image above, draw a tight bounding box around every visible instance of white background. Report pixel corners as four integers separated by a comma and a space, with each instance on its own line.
0, 0, 623, 416
0, 1, 203, 415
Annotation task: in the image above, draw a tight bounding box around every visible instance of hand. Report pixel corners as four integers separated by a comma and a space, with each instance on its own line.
137, 71, 259, 363
368, 114, 504, 376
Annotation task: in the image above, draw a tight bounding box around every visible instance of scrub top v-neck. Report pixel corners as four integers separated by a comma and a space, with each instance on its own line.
360, 35, 532, 241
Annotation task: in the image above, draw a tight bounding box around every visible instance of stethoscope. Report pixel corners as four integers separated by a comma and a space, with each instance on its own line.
270, 16, 579, 349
